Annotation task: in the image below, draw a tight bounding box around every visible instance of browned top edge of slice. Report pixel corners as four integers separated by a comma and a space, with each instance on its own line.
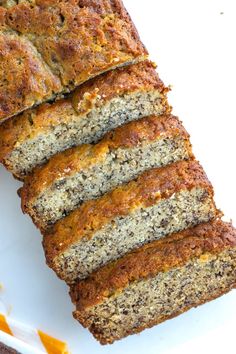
43, 159, 214, 264
71, 219, 236, 310
0, 0, 148, 122
0, 60, 166, 163
21, 114, 192, 207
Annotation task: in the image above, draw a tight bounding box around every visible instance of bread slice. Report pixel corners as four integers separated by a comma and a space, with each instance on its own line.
0, 61, 169, 179
71, 219, 236, 345
21, 114, 193, 230
43, 160, 218, 283
0, 0, 148, 122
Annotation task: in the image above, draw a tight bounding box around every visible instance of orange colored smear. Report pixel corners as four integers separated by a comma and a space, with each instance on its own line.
0, 314, 13, 336
38, 330, 69, 354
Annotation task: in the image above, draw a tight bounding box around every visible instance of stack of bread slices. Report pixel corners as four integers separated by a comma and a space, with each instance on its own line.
0, 0, 236, 346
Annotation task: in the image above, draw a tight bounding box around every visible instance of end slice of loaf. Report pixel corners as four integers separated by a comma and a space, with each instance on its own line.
0, 0, 147, 122
21, 114, 193, 230
43, 160, 219, 283
0, 61, 168, 179
71, 219, 236, 345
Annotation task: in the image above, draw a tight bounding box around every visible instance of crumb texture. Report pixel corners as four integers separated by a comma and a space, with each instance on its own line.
74, 248, 236, 344
21, 114, 192, 229
50, 188, 216, 283
72, 220, 236, 344
0, 61, 168, 178
73, 220, 236, 308
43, 159, 214, 255
43, 160, 217, 282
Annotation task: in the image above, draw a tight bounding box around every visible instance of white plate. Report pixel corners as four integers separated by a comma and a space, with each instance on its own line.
0, 1, 236, 353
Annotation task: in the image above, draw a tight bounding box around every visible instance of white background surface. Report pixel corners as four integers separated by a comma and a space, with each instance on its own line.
0, 1, 236, 353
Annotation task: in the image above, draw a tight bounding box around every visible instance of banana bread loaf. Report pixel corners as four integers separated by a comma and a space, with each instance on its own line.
0, 0, 147, 122
71, 219, 236, 344
0, 61, 169, 179
21, 114, 193, 230
43, 160, 218, 283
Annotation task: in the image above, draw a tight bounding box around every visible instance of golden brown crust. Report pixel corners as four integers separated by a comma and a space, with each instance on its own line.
0, 60, 165, 164
0, 0, 148, 122
102, 113, 188, 149
74, 281, 236, 344
21, 114, 192, 206
71, 220, 236, 312
0, 31, 62, 121
71, 60, 163, 113
43, 159, 215, 264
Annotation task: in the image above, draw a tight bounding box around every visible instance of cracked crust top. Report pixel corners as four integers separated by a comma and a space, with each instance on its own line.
43, 159, 215, 264
0, 0, 147, 121
71, 220, 236, 310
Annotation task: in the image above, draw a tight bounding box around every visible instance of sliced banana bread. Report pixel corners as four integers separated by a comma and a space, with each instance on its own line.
0, 0, 147, 122
0, 61, 169, 179
21, 114, 193, 230
43, 160, 218, 283
71, 219, 236, 345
